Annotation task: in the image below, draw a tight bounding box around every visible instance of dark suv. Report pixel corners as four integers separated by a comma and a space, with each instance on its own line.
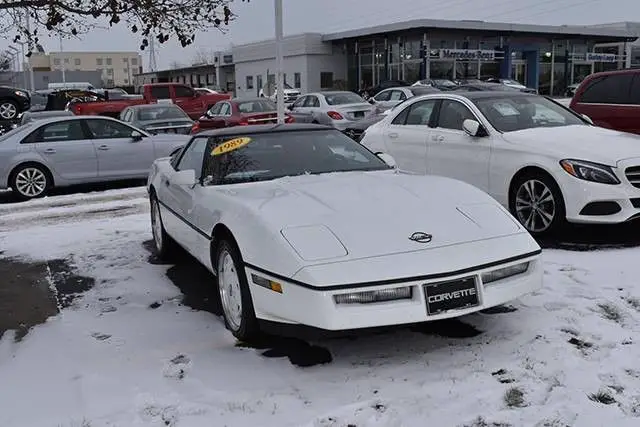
0, 85, 31, 120
570, 69, 640, 135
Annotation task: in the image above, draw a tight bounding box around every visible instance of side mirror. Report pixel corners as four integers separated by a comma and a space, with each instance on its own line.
287, 104, 294, 111
131, 130, 144, 141
171, 169, 197, 186
462, 119, 484, 137
376, 152, 397, 168
581, 114, 594, 125
368, 98, 376, 105
381, 109, 392, 116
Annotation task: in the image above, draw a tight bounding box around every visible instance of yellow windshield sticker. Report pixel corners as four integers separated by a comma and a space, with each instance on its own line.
211, 137, 252, 156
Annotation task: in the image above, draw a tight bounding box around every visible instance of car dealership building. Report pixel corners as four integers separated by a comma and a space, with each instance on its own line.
135, 19, 638, 97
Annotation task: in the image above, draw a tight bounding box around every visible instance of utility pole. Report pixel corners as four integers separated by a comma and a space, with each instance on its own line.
26, 12, 35, 91
274, 0, 284, 124
59, 34, 66, 86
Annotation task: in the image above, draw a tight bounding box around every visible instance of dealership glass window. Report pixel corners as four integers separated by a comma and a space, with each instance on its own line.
454, 39, 479, 50
267, 74, 275, 85
294, 72, 301, 88
390, 42, 401, 63
431, 37, 455, 49
256, 75, 263, 94
320, 72, 334, 89
106, 58, 112, 65
403, 62, 421, 83
455, 61, 479, 80
430, 61, 454, 79
403, 39, 422, 61
359, 46, 374, 87
246, 76, 254, 89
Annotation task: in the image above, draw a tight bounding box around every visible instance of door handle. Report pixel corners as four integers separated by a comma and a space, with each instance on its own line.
164, 179, 171, 187
387, 132, 399, 138
97, 145, 110, 150
432, 135, 445, 142
43, 148, 56, 154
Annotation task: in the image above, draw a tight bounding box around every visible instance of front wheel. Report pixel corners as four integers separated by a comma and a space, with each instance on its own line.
150, 196, 178, 261
509, 173, 566, 236
11, 164, 51, 200
216, 240, 259, 341
0, 99, 19, 119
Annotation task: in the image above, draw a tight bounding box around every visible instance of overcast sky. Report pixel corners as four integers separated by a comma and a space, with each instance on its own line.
5, 0, 640, 70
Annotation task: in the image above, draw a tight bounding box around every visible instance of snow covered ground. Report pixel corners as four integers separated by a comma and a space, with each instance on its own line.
1, 186, 640, 427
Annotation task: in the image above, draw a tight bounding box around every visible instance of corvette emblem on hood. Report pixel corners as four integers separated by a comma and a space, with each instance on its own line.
409, 232, 432, 243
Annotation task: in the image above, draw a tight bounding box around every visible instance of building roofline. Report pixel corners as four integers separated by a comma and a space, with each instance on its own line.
44, 51, 142, 55
321, 18, 638, 42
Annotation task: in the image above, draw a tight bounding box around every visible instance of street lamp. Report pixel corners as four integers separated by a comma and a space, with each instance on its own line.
274, 0, 284, 124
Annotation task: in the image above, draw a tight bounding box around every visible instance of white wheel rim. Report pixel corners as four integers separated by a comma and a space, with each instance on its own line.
0, 102, 17, 119
515, 179, 556, 233
218, 249, 243, 331
15, 168, 47, 197
151, 200, 163, 252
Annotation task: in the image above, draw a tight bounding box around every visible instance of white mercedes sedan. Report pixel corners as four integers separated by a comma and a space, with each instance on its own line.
147, 124, 542, 340
359, 91, 640, 236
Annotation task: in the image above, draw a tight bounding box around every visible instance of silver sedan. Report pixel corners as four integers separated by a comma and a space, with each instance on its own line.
0, 115, 190, 200
368, 86, 441, 114
286, 91, 375, 130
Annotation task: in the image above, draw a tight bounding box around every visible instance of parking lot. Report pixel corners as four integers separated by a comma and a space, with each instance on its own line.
1, 183, 639, 427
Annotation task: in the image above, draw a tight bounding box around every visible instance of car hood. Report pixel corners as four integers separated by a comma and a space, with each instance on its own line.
220, 171, 526, 262
501, 125, 640, 165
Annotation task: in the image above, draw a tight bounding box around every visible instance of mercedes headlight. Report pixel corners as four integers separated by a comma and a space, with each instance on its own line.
14, 90, 28, 98
560, 159, 620, 185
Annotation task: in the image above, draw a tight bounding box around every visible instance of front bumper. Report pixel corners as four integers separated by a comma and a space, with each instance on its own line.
557, 166, 640, 224
246, 235, 542, 331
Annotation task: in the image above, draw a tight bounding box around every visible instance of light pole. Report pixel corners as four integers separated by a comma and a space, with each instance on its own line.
8, 46, 20, 87
59, 34, 66, 86
25, 12, 35, 91
274, 0, 284, 124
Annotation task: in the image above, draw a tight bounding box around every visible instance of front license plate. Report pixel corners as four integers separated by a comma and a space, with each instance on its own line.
424, 277, 479, 315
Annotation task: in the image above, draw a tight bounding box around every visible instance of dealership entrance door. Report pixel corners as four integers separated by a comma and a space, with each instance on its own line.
511, 60, 527, 85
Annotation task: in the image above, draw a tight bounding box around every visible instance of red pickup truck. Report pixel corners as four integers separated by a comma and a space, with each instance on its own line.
69, 83, 231, 120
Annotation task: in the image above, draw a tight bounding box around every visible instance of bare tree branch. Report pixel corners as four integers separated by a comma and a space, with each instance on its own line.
0, 0, 249, 56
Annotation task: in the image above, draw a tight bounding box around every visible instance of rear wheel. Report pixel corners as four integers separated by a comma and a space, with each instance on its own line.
10, 164, 51, 200
509, 172, 566, 236
216, 240, 259, 341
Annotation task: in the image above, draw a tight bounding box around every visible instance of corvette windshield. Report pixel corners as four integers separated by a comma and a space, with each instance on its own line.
202, 129, 390, 185
471, 95, 586, 132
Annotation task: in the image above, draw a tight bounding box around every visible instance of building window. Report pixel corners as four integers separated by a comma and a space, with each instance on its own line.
256, 75, 263, 92
294, 72, 301, 88
107, 68, 113, 75
123, 58, 128, 63
124, 79, 129, 84
123, 68, 128, 74
106, 58, 112, 65
53, 58, 61, 65
246, 76, 254, 89
43, 75, 49, 82
64, 58, 69, 63
96, 58, 103, 65
320, 72, 334, 89
267, 74, 275, 85
106, 79, 114, 86
131, 58, 138, 66
74, 58, 81, 66
283, 73, 287, 84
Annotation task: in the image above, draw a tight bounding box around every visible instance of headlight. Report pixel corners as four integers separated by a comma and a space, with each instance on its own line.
481, 262, 530, 285
560, 159, 620, 185
14, 90, 28, 98
334, 286, 412, 304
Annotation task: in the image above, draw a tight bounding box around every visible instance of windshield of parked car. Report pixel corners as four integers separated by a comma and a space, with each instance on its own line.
237, 100, 276, 113
324, 92, 366, 105
409, 87, 440, 96
472, 95, 586, 132
0, 123, 33, 142
136, 106, 189, 121
201, 129, 390, 185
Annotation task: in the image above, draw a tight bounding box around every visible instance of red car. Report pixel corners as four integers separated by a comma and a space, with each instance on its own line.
191, 98, 294, 133
569, 69, 640, 135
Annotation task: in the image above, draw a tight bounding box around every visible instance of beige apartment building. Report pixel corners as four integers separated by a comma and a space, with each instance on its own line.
29, 51, 143, 87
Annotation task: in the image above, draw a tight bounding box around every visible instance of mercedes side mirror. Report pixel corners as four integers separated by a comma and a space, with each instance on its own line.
131, 130, 144, 141
376, 152, 397, 168
462, 119, 487, 137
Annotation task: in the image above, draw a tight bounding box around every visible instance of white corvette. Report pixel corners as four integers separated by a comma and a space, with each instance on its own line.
147, 124, 542, 340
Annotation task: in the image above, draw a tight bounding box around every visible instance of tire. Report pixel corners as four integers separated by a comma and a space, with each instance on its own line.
10, 163, 51, 200
0, 99, 19, 120
215, 239, 259, 341
150, 195, 178, 261
509, 172, 566, 236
